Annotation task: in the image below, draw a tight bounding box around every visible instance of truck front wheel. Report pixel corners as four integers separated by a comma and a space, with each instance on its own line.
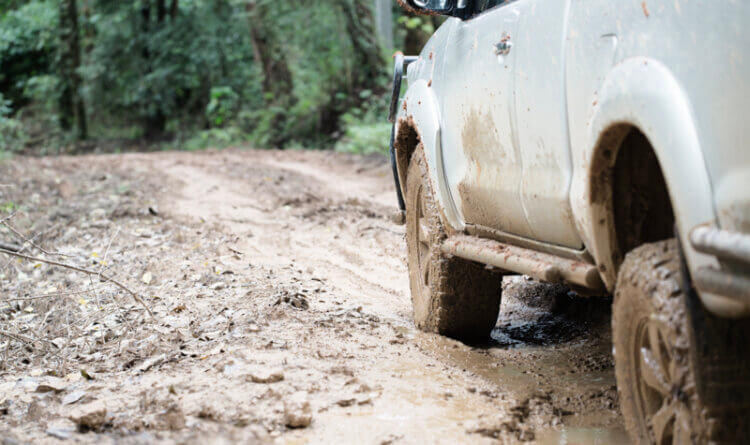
405, 148, 502, 341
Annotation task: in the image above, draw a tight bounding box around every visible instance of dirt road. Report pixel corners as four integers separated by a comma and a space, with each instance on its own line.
0, 149, 629, 443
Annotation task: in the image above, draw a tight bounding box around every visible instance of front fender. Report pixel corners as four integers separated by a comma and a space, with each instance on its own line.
394, 79, 462, 231
571, 58, 743, 315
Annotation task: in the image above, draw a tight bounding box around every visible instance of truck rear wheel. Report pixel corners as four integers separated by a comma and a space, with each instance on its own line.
613, 240, 750, 444
405, 148, 502, 341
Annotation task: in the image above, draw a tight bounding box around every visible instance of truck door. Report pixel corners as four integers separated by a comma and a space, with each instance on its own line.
440, 1, 535, 239
513, 0, 583, 248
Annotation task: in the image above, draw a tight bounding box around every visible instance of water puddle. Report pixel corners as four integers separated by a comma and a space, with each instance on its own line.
413, 279, 629, 441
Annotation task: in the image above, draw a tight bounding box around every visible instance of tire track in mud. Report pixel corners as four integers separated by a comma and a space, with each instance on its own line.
158, 153, 411, 321
153, 149, 630, 443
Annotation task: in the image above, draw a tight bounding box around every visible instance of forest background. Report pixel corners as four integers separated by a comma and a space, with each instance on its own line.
0, 0, 441, 156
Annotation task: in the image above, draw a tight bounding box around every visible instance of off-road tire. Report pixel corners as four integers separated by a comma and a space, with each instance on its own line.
405, 148, 502, 341
613, 240, 750, 444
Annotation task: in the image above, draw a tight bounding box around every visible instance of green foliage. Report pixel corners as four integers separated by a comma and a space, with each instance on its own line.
23, 75, 59, 110
206, 86, 239, 128
0, 0, 412, 152
335, 119, 391, 155
83, 1, 261, 137
0, 201, 17, 213
182, 127, 247, 151
335, 88, 391, 155
0, 92, 27, 153
397, 15, 435, 34
0, 0, 58, 108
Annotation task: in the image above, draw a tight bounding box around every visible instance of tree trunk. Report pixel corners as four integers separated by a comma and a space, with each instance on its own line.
373, 0, 393, 51
58, 0, 87, 140
170, 0, 178, 18
311, 0, 386, 140
156, 0, 167, 22
246, 0, 295, 147
337, 0, 384, 95
139, 0, 168, 139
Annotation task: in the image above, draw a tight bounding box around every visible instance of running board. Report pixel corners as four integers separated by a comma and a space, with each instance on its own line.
441, 235, 605, 291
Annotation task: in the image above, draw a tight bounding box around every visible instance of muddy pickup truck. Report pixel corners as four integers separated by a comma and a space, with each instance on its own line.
388, 0, 750, 442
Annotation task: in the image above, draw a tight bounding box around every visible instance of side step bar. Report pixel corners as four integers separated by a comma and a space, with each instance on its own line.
690, 225, 750, 265
689, 226, 750, 306
441, 235, 605, 291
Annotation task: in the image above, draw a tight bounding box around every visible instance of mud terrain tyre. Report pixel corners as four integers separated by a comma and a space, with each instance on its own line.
613, 240, 750, 444
405, 148, 502, 341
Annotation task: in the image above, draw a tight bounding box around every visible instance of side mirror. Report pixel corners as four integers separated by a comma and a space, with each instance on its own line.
397, 0, 467, 18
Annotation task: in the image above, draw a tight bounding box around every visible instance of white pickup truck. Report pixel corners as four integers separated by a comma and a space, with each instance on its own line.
389, 0, 750, 442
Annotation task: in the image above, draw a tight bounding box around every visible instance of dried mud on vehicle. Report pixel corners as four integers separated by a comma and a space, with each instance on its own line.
1, 149, 628, 443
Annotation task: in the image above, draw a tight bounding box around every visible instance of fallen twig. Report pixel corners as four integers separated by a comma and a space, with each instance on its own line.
0, 329, 53, 347
0, 248, 154, 317
0, 211, 17, 225
3, 287, 103, 302
98, 227, 120, 277
0, 242, 21, 252
2, 220, 71, 258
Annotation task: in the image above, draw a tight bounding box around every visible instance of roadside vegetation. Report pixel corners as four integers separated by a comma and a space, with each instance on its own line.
0, 0, 442, 156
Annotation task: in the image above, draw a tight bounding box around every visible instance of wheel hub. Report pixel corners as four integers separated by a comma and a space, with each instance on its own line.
634, 318, 694, 444
415, 184, 432, 295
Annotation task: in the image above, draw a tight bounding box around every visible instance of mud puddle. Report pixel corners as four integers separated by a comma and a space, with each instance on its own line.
415, 278, 629, 443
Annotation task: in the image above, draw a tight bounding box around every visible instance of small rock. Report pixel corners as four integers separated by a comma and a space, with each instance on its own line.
62, 390, 86, 405
46, 419, 76, 440
56, 180, 75, 199
142, 272, 153, 285
1, 435, 20, 445
46, 427, 73, 440
273, 292, 309, 310
159, 405, 185, 430
26, 401, 45, 421
380, 434, 403, 445
68, 400, 107, 429
356, 394, 374, 405
36, 377, 67, 393
284, 392, 312, 428
336, 398, 356, 407
90, 208, 107, 220
210, 282, 225, 290
248, 368, 284, 384
136, 354, 166, 373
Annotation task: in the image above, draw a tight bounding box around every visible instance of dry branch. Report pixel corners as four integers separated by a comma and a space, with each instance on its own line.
0, 211, 17, 225
0, 329, 53, 347
0, 242, 21, 252
0, 248, 154, 317
2, 220, 71, 258
3, 288, 103, 302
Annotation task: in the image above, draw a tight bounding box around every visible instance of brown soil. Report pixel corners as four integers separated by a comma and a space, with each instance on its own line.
0, 149, 629, 443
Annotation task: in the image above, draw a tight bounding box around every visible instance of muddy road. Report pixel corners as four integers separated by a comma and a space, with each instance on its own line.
1, 149, 629, 443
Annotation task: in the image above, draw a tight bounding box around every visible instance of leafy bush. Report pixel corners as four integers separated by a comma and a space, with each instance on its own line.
181, 127, 247, 151
334, 92, 391, 155
335, 119, 391, 155
0, 92, 27, 153
83, 1, 260, 137
0, 0, 58, 108
206, 87, 239, 128
0, 0, 403, 152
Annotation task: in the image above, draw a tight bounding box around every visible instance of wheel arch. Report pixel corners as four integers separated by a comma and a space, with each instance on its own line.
393, 79, 462, 231
573, 58, 718, 298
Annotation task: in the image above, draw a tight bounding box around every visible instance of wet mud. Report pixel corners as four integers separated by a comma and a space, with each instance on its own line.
0, 149, 629, 443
